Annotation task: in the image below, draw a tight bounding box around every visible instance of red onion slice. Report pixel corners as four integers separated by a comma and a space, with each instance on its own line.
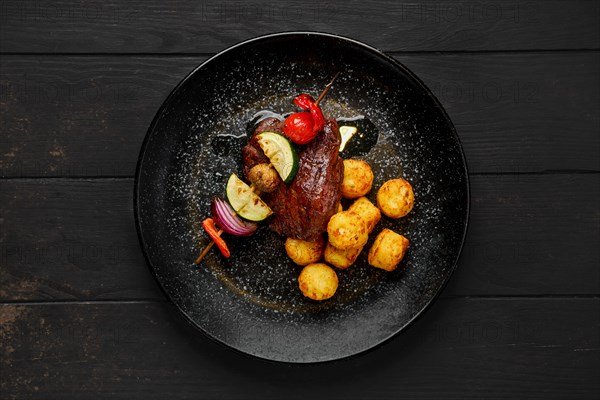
211, 197, 258, 236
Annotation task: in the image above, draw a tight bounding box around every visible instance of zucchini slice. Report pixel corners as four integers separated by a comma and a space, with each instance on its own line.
225, 173, 272, 221
256, 132, 299, 184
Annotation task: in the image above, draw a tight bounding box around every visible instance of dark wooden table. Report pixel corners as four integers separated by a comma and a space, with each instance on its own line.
1, 1, 599, 398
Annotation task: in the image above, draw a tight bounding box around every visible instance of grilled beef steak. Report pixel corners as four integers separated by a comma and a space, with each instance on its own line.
242, 117, 344, 241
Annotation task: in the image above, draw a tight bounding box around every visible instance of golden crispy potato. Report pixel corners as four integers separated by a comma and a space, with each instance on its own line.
348, 197, 381, 233
341, 159, 374, 199
376, 178, 414, 218
285, 235, 325, 266
324, 242, 363, 269
337, 202, 343, 213
298, 263, 338, 300
327, 211, 369, 250
368, 228, 409, 271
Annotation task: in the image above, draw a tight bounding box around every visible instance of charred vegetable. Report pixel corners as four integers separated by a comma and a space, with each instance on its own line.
247, 163, 280, 193
211, 197, 258, 236
256, 132, 299, 183
225, 173, 272, 221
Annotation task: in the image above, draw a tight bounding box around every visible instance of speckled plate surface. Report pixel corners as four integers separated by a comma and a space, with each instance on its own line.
134, 32, 469, 363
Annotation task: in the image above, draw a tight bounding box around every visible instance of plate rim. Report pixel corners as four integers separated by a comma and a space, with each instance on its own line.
133, 31, 471, 363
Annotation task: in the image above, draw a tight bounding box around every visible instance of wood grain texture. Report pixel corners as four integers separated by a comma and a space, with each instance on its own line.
0, 175, 597, 301
0, 179, 162, 301
447, 174, 600, 296
400, 52, 600, 174
0, 56, 198, 178
1, 52, 598, 177
0, 0, 598, 53
1, 298, 598, 399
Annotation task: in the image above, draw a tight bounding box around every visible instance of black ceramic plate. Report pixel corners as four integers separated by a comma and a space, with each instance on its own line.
135, 32, 469, 363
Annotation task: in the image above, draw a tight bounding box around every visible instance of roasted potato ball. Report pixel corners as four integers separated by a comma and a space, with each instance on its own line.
285, 235, 325, 266
298, 263, 338, 300
324, 242, 363, 269
341, 159, 374, 199
247, 163, 280, 193
327, 211, 369, 250
368, 228, 409, 271
348, 197, 381, 233
376, 178, 414, 218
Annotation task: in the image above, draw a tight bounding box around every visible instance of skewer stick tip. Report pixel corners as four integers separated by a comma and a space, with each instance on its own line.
315, 72, 341, 105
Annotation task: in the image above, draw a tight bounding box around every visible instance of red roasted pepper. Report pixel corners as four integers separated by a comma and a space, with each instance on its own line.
283, 93, 326, 144
202, 218, 230, 258
292, 93, 325, 133
293, 93, 315, 110
307, 102, 325, 133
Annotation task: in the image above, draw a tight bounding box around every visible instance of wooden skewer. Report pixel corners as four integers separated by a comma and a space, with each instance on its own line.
195, 183, 260, 265
195, 73, 340, 265
195, 229, 222, 264
196, 180, 267, 265
315, 72, 340, 106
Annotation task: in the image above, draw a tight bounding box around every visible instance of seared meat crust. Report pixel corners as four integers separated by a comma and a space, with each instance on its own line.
242, 118, 343, 240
